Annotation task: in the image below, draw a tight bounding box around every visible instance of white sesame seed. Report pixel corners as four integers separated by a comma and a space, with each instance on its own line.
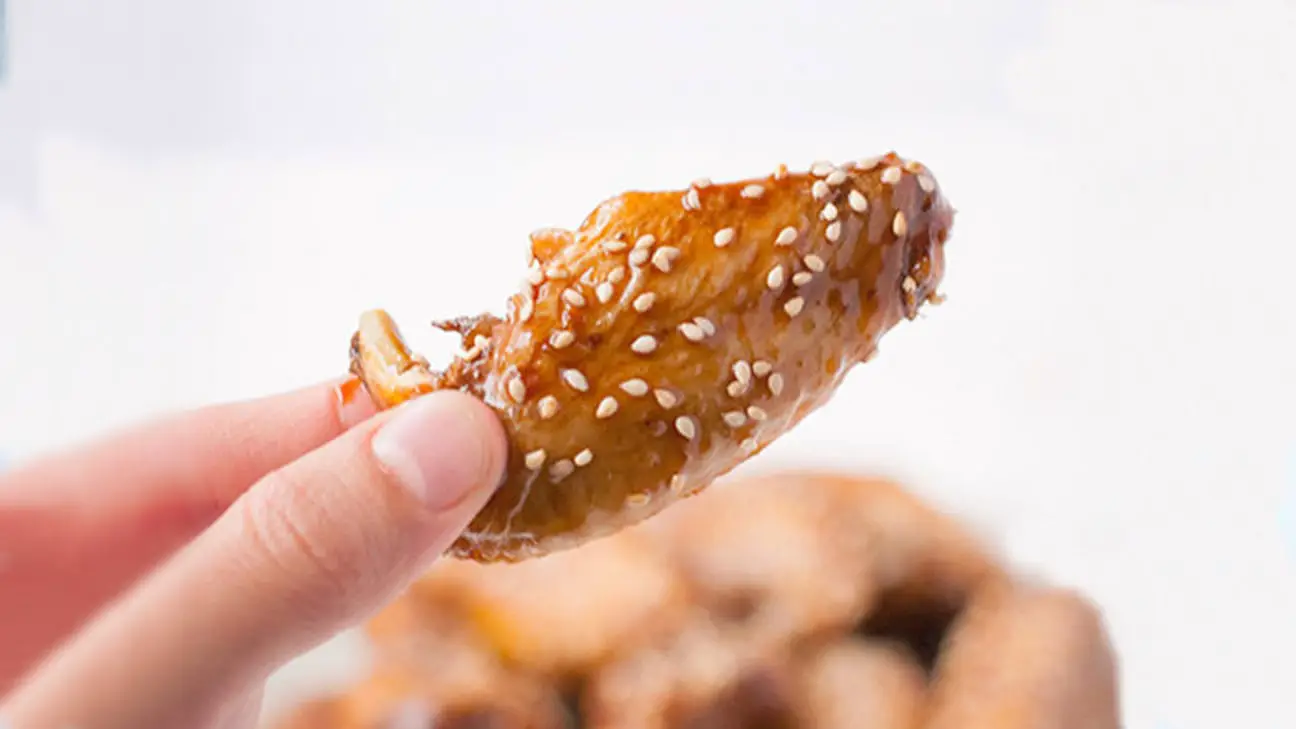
774, 163, 789, 179
561, 368, 589, 392
847, 192, 867, 215
918, 174, 936, 193
775, 226, 798, 246
620, 378, 649, 397
635, 234, 656, 249
563, 289, 586, 307
628, 248, 650, 267
507, 376, 527, 403
803, 254, 825, 272
722, 411, 747, 428
826, 221, 842, 242
692, 177, 713, 189
538, 396, 558, 419
679, 322, 706, 342
812, 180, 831, 200
683, 188, 701, 210
550, 459, 575, 480
674, 416, 698, 440
810, 161, 835, 177
747, 406, 768, 421
633, 293, 656, 312
713, 227, 736, 248
517, 296, 533, 323
596, 396, 619, 419
525, 450, 546, 470
733, 360, 752, 385
628, 492, 651, 507
856, 156, 883, 171
821, 202, 839, 221
546, 266, 570, 280
596, 281, 614, 303
651, 246, 680, 272
766, 265, 785, 290
526, 265, 545, 286
669, 475, 685, 493
741, 437, 759, 453
727, 380, 747, 398
741, 184, 765, 199
607, 266, 626, 284
694, 317, 716, 336
574, 448, 594, 467
752, 360, 772, 377
826, 169, 848, 187
881, 166, 903, 184
603, 239, 628, 253
902, 275, 918, 294
784, 297, 805, 317
893, 210, 908, 237
768, 373, 785, 396
631, 335, 658, 354
654, 389, 679, 409
550, 330, 575, 349
792, 271, 814, 286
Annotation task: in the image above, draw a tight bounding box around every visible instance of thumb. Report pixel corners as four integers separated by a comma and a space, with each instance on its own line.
2, 390, 507, 729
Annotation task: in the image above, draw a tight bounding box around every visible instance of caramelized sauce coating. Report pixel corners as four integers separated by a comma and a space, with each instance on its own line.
350, 154, 955, 562
792, 639, 927, 729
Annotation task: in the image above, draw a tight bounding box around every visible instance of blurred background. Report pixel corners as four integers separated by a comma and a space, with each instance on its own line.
1, 1, 1293, 727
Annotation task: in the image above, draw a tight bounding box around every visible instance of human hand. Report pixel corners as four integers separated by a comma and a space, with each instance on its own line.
0, 378, 507, 729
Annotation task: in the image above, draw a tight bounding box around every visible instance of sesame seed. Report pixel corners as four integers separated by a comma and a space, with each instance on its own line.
550, 330, 575, 349
812, 180, 831, 200
826, 221, 842, 242
722, 411, 748, 428
775, 226, 798, 246
752, 360, 772, 377
654, 389, 679, 409
784, 297, 805, 317
733, 360, 753, 385
810, 161, 835, 176
692, 177, 713, 189
727, 380, 748, 398
651, 246, 680, 272
918, 174, 936, 193
538, 395, 559, 419
803, 254, 825, 272
635, 234, 656, 250
620, 378, 649, 397
633, 293, 656, 312
679, 322, 706, 342
713, 227, 736, 248
628, 248, 650, 267
561, 368, 589, 392
550, 459, 575, 480
563, 288, 586, 307
526, 266, 545, 286
747, 406, 768, 421
627, 493, 651, 507
574, 448, 594, 467
881, 166, 903, 185
768, 373, 785, 396
821, 202, 839, 221
519, 297, 535, 322
766, 265, 786, 290
603, 239, 628, 253
826, 169, 848, 187
596, 396, 619, 419
507, 376, 527, 403
856, 156, 883, 171
741, 184, 765, 199
848, 189, 868, 213
694, 317, 716, 336
892, 210, 908, 237
792, 271, 813, 286
741, 438, 759, 453
596, 281, 614, 303
774, 164, 789, 179
525, 450, 547, 470
608, 266, 626, 284
674, 416, 698, 440
669, 475, 686, 493
546, 266, 570, 280
683, 188, 701, 210
902, 275, 918, 293
631, 335, 658, 354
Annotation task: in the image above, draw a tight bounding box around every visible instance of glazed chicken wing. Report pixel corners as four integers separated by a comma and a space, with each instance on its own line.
349, 154, 954, 562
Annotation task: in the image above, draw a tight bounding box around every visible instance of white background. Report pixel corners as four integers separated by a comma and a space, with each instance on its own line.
2, 1, 1294, 727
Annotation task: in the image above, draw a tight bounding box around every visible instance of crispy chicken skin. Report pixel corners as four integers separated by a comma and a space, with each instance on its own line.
349, 155, 955, 562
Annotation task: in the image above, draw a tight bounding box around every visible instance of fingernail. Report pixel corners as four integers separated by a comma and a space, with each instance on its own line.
334, 376, 379, 429
370, 392, 503, 511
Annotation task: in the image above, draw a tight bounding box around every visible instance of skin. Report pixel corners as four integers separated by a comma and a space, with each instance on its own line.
350, 153, 955, 562
0, 378, 509, 729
